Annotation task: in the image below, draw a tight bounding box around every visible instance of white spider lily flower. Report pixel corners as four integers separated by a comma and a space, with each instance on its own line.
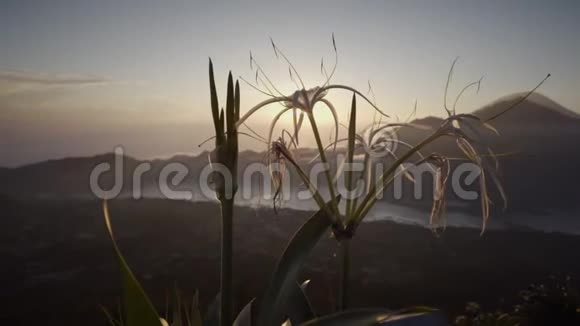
438, 65, 550, 232
436, 117, 505, 234
268, 135, 294, 213
345, 62, 549, 235
236, 85, 388, 154
422, 154, 451, 233
268, 131, 330, 217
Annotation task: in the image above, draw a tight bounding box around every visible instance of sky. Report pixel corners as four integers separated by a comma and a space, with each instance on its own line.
0, 0, 579, 167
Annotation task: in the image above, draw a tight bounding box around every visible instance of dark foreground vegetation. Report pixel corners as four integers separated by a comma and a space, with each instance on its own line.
3, 198, 580, 325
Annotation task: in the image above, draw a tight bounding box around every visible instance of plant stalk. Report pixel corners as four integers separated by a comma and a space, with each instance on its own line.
220, 197, 234, 326
338, 239, 351, 311
307, 112, 340, 218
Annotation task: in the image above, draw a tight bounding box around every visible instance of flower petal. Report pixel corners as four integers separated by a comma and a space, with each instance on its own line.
235, 96, 289, 129
317, 84, 390, 118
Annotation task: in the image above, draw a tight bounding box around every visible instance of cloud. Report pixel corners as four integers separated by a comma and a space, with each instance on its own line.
0, 69, 118, 100
0, 70, 109, 85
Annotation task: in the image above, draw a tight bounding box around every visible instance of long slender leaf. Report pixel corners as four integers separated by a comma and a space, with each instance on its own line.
103, 200, 162, 326
101, 305, 122, 326
171, 287, 183, 326
226, 72, 235, 142
256, 198, 340, 326
233, 299, 254, 326
189, 291, 203, 326
299, 309, 446, 326
345, 94, 357, 220
209, 59, 222, 140
235, 80, 240, 121
286, 281, 316, 324
204, 293, 221, 326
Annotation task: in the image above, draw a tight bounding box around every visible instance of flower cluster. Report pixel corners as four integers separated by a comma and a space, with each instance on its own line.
228, 39, 549, 238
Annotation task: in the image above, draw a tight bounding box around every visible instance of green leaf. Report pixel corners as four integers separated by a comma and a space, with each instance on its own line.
285, 281, 316, 324
187, 291, 203, 326
204, 293, 220, 326
234, 80, 240, 121
226, 72, 235, 142
232, 79, 240, 163
233, 299, 254, 326
299, 309, 446, 326
103, 201, 162, 326
256, 198, 340, 326
345, 94, 357, 220
171, 287, 183, 326
218, 109, 225, 145
101, 305, 122, 326
209, 59, 221, 138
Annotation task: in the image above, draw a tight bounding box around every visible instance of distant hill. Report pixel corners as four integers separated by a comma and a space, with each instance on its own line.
474, 92, 580, 125
410, 116, 444, 128
1, 93, 579, 216
410, 93, 579, 129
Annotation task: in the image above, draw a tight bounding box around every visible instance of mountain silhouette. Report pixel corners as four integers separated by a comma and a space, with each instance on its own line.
474, 92, 580, 126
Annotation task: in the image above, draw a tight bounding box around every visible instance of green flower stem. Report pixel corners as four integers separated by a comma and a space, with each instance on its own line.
307, 112, 341, 219
347, 153, 369, 222
220, 197, 234, 326
338, 239, 351, 311
307, 110, 354, 314
281, 151, 333, 221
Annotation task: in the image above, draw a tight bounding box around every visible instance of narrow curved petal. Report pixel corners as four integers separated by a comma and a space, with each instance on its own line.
387, 138, 436, 173
454, 114, 499, 135
482, 122, 500, 135
308, 138, 348, 164
267, 107, 294, 153
369, 142, 415, 183
486, 164, 508, 210
444, 57, 460, 116
477, 147, 507, 210
354, 134, 366, 145
235, 96, 289, 128
295, 111, 305, 144
280, 128, 298, 149
479, 169, 490, 234
318, 99, 339, 151
369, 123, 429, 143
198, 132, 265, 148
318, 85, 390, 118
454, 113, 481, 121
241, 122, 267, 142
455, 127, 506, 210
452, 78, 483, 114
292, 108, 298, 144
